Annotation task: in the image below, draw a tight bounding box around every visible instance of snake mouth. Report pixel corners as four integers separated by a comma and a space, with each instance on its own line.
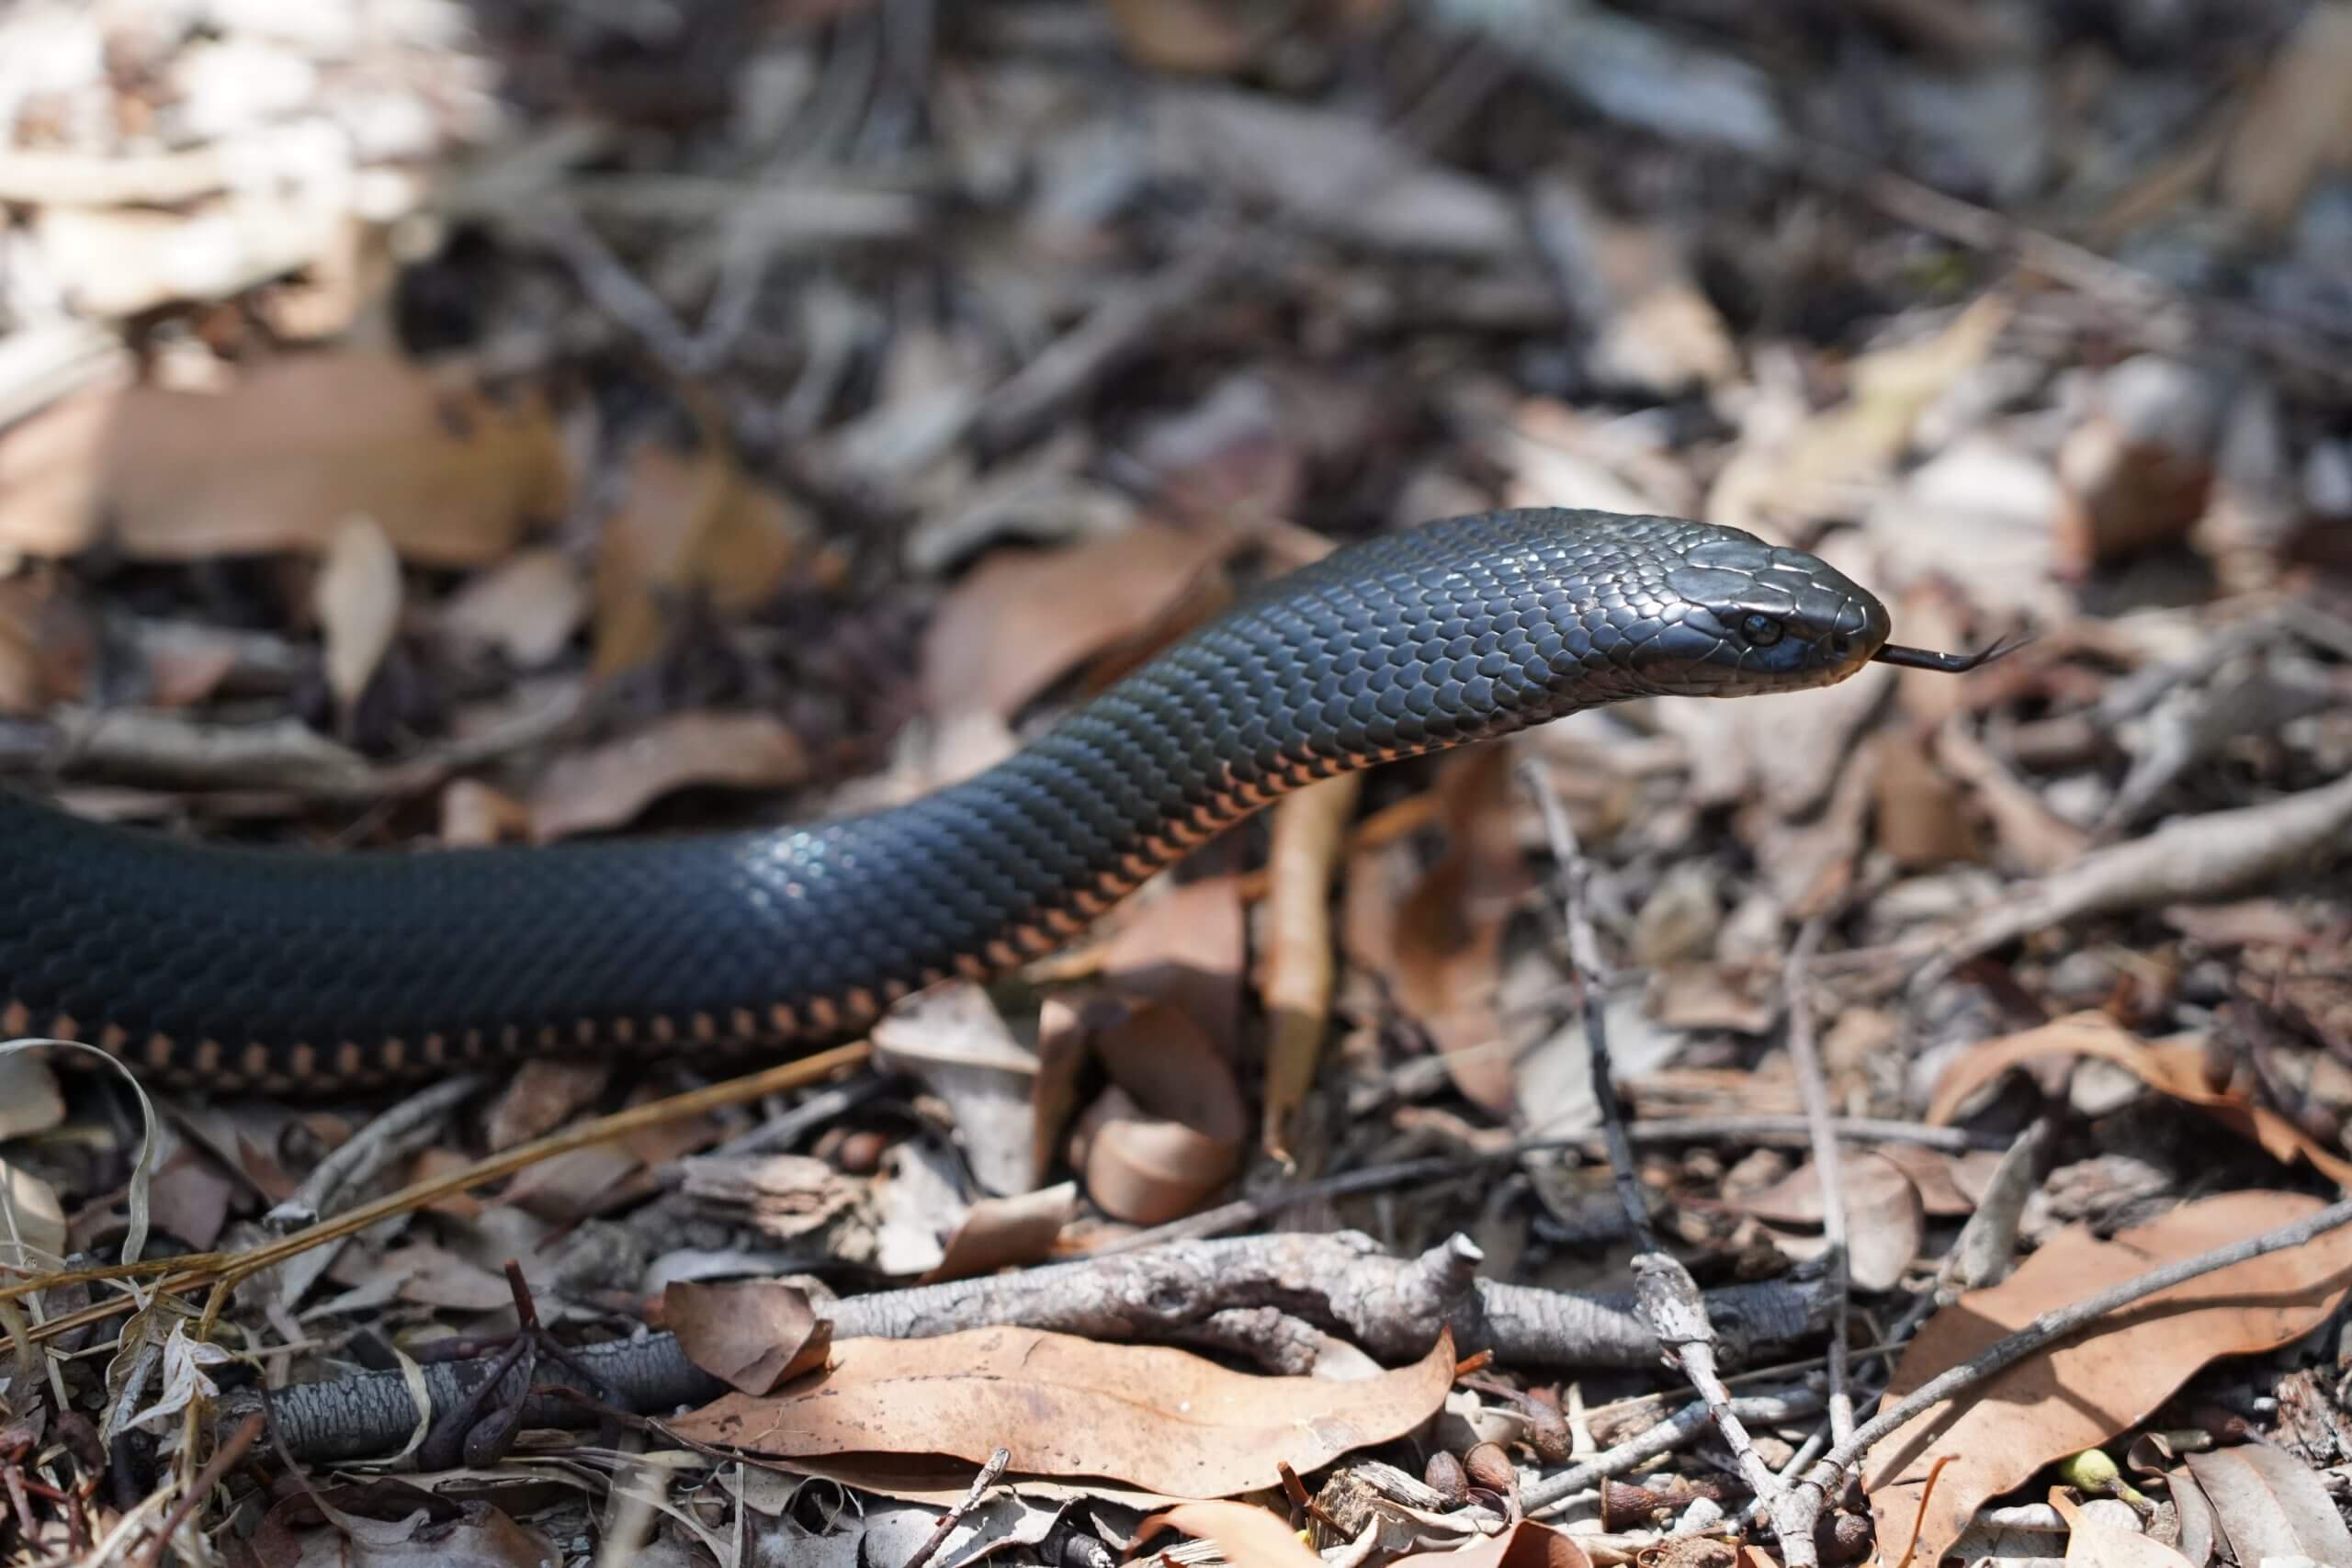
1871, 630, 2030, 672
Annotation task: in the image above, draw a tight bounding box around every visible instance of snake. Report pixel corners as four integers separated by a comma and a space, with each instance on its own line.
0, 508, 1991, 1094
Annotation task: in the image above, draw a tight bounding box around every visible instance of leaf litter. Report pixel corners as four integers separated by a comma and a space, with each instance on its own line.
2, 0, 2352, 1564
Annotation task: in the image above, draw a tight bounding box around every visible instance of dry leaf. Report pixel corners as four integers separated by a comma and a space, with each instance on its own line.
1861, 1190, 2352, 1562
665, 1280, 832, 1396
1724, 1151, 1926, 1291
594, 436, 820, 678
1133, 1503, 1321, 1567
1103, 0, 1281, 73
1872, 726, 1978, 870
1708, 292, 2011, 533
2180, 1443, 2352, 1566
1069, 1001, 1246, 1224
439, 778, 533, 847
871, 983, 1039, 1199
920, 523, 1238, 723
2050, 1489, 2196, 1568
1392, 1518, 1596, 1565
1927, 1011, 2352, 1187
0, 1160, 67, 1265
0, 355, 567, 565
528, 710, 808, 841
443, 547, 587, 667
923, 1182, 1078, 1284
316, 513, 402, 713
1102, 874, 1247, 1053
2218, 0, 2352, 231
1366, 747, 1527, 1117
1260, 773, 1363, 1159
0, 1054, 65, 1140
670, 1325, 1456, 1498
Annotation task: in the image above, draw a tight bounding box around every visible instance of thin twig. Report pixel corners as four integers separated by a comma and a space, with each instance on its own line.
1781, 918, 1852, 1450
899, 1446, 1011, 1568
1521, 1387, 1824, 1515
266, 1074, 486, 1230
1518, 759, 1787, 1540
1518, 760, 1651, 1251
1779, 1195, 2352, 1544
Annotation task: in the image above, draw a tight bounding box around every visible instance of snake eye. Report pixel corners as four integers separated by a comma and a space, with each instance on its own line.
1739, 613, 1784, 647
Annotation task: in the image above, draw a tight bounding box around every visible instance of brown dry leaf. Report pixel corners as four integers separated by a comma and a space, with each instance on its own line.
1369, 747, 1526, 1117
443, 547, 587, 667
1935, 722, 2090, 874
1874, 1144, 1981, 1219
1724, 1151, 1925, 1291
871, 982, 1038, 1198
671, 1325, 1456, 1498
438, 778, 533, 847
0, 1160, 67, 1265
1103, 0, 1283, 74
593, 435, 822, 678
920, 523, 1238, 723
922, 1181, 1077, 1284
2050, 1490, 2195, 1567
1101, 874, 1247, 1052
0, 355, 567, 565
665, 1280, 832, 1396
485, 1060, 614, 1150
1861, 1190, 2352, 1562
1872, 727, 1979, 870
147, 1144, 235, 1251
1392, 1518, 1595, 1566
2218, 0, 2352, 231
2180, 1443, 2352, 1566
1260, 773, 1363, 1160
528, 710, 808, 841
316, 513, 402, 714
1133, 1503, 1321, 1568
1707, 292, 2011, 534
1927, 1010, 2352, 1186
0, 1054, 65, 1140
1069, 1001, 1246, 1224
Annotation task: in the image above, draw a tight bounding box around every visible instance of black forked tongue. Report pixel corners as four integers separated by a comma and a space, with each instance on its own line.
1870, 630, 2030, 673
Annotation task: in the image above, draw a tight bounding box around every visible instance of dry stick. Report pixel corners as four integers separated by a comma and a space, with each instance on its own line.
266, 1074, 488, 1230
1773, 1193, 2352, 1551
899, 1445, 1011, 1568
1517, 761, 1651, 1253
1517, 761, 1786, 1524
1521, 1388, 1825, 1516
244, 1230, 1830, 1463
4, 1043, 875, 1344
1781, 919, 1852, 1450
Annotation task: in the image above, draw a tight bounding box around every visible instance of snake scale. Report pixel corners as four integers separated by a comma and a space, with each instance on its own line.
0, 507, 1983, 1094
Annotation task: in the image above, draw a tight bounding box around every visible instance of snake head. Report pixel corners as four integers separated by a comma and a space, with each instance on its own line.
1628, 525, 1894, 698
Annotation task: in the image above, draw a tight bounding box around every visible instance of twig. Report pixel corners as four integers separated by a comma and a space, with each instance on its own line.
237, 1228, 1831, 1463
899, 1445, 1011, 1568
1521, 1387, 1824, 1515
1775, 1195, 2352, 1550
3, 1043, 874, 1343
266, 1076, 487, 1230
1518, 759, 1788, 1543
1781, 919, 1852, 1450
130, 1411, 263, 1568
1518, 760, 1651, 1251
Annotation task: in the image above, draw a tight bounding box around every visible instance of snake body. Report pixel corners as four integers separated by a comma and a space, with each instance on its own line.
0, 509, 1892, 1092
